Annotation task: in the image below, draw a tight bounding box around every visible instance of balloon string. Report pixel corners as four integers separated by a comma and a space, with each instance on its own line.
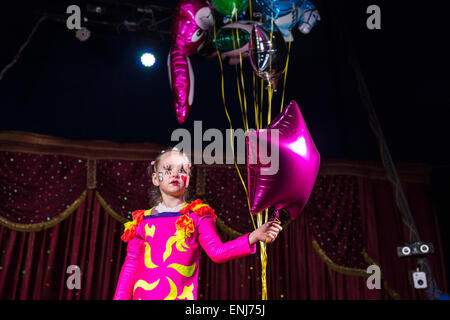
232, 28, 247, 131
280, 40, 291, 113
267, 83, 273, 125
268, 14, 274, 90
257, 210, 268, 300
258, 15, 264, 131
235, 67, 247, 130
213, 12, 256, 230
249, 3, 268, 299
280, 6, 294, 113
234, 14, 249, 132
213, 12, 256, 232
249, 1, 260, 130
260, 78, 264, 128
262, 14, 274, 302
253, 73, 260, 129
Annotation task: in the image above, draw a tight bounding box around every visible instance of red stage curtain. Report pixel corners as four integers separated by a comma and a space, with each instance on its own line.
358, 177, 448, 300
0, 190, 126, 299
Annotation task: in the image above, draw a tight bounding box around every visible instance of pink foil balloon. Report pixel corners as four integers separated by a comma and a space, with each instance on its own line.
168, 0, 213, 124
246, 100, 320, 220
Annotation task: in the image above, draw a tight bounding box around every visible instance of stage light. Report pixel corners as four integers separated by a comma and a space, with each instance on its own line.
87, 4, 106, 14
140, 52, 156, 67
397, 241, 435, 257
75, 27, 91, 41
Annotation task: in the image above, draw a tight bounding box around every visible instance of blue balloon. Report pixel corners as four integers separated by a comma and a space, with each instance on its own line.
254, 0, 320, 41
255, 0, 298, 19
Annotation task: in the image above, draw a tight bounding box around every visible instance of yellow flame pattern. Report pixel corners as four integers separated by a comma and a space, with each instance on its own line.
177, 284, 194, 300
164, 277, 178, 300
163, 230, 189, 262
144, 242, 158, 269
167, 262, 196, 278
145, 224, 155, 238
133, 279, 160, 294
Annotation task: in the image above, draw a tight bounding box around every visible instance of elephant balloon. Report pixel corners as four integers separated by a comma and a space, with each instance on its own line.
255, 0, 320, 42
168, 0, 213, 124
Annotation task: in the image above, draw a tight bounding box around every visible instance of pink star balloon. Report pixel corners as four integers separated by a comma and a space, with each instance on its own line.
246, 100, 320, 220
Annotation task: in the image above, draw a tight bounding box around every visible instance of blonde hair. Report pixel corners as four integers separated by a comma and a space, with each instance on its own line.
147, 147, 193, 207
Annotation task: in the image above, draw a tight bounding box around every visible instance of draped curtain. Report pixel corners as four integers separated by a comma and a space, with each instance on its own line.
0, 131, 447, 299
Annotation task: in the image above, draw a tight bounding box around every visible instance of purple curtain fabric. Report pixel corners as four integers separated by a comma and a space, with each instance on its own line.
0, 152, 86, 225
96, 159, 152, 220
305, 175, 366, 269
0, 151, 447, 299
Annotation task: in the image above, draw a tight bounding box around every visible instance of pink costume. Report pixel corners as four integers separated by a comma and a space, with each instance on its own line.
113, 199, 256, 300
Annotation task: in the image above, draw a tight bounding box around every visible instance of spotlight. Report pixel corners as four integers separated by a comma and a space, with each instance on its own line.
140, 52, 156, 67
86, 4, 106, 15
397, 241, 434, 257
75, 27, 91, 41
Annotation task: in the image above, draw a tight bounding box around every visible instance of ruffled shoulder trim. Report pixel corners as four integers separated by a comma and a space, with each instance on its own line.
179, 199, 217, 219
121, 209, 145, 242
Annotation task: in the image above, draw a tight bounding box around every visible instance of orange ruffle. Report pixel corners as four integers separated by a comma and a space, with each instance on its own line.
193, 205, 217, 219
180, 199, 217, 219
175, 214, 195, 238
179, 199, 203, 215
121, 209, 145, 242
132, 209, 145, 224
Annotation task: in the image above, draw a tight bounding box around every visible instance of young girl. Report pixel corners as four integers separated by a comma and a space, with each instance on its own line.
113, 148, 282, 300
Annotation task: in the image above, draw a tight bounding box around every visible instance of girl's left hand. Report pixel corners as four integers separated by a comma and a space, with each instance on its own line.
249, 220, 283, 245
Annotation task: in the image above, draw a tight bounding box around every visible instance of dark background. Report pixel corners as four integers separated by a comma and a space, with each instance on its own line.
0, 0, 449, 291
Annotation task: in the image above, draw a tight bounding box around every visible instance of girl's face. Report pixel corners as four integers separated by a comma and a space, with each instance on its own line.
152, 152, 190, 198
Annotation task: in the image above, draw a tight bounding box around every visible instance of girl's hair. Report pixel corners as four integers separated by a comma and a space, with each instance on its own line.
147, 147, 194, 207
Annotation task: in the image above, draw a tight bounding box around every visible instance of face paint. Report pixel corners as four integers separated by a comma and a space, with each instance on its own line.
181, 175, 187, 185
162, 164, 173, 176
158, 172, 164, 181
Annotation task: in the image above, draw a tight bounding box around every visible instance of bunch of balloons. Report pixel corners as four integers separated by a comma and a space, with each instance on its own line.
168, 0, 320, 124
167, 1, 321, 301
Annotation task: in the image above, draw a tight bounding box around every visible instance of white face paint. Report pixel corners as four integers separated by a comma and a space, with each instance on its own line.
158, 172, 164, 181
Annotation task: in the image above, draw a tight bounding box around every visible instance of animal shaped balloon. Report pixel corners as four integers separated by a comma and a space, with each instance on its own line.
208, 20, 260, 65
255, 0, 320, 42
168, 0, 214, 124
211, 0, 249, 18
246, 100, 320, 220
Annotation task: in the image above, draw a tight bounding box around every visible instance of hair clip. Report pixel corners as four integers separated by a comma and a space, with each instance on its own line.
150, 160, 155, 165
172, 147, 179, 151
161, 150, 166, 154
